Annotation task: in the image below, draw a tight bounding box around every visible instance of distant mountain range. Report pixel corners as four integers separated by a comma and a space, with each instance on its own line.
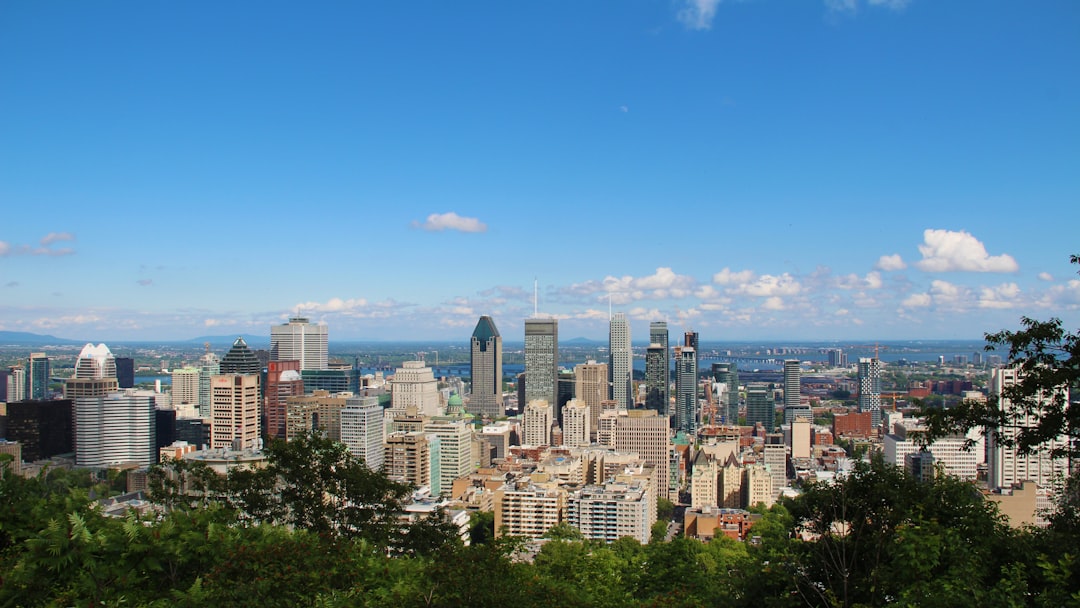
0, 331, 85, 346
182, 334, 270, 347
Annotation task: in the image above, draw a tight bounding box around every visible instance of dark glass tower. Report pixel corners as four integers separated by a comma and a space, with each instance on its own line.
469, 316, 503, 418
219, 337, 262, 375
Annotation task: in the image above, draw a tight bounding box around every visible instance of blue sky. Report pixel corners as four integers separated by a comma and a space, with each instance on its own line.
1, 1, 1078, 342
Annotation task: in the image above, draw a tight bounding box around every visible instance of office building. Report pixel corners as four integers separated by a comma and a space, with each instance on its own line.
745, 383, 775, 430
27, 353, 50, 400
341, 395, 385, 470
5, 366, 26, 403
198, 346, 220, 419
65, 343, 120, 400
609, 313, 632, 410
115, 357, 135, 389
613, 409, 671, 500
469, 315, 503, 418
524, 399, 554, 446
646, 321, 670, 414
219, 337, 262, 375
857, 358, 883, 427
575, 361, 609, 441
674, 346, 697, 434
270, 317, 328, 371
74, 389, 156, 468
390, 360, 440, 417
210, 374, 260, 450
285, 391, 349, 441
524, 318, 558, 410
828, 349, 848, 368
425, 417, 476, 495
0, 399, 74, 461
987, 366, 1070, 492
710, 363, 739, 426
264, 360, 303, 440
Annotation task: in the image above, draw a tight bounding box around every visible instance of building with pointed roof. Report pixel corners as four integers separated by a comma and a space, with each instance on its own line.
220, 337, 262, 375
469, 315, 503, 418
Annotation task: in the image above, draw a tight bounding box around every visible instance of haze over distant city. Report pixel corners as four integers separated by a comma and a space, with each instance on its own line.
1, 2, 1077, 343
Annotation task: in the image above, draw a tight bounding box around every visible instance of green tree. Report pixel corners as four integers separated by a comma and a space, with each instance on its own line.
921, 254, 1080, 459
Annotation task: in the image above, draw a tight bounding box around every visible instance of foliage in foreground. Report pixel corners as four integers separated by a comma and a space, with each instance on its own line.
1, 452, 1078, 607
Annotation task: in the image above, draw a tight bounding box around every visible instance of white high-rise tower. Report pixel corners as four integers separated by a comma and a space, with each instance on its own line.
609, 312, 632, 410
271, 317, 328, 371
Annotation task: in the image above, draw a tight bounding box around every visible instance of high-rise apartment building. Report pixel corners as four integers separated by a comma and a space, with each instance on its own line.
524, 318, 558, 410
210, 374, 260, 450
783, 359, 811, 424
857, 357, 882, 427
74, 389, 156, 468
710, 363, 739, 426
609, 313, 632, 410
170, 368, 201, 407
674, 347, 698, 434
384, 431, 431, 488
27, 353, 50, 401
986, 366, 1070, 492
390, 360, 440, 416
646, 322, 670, 414
469, 315, 503, 418
270, 317, 328, 371
746, 383, 775, 430
575, 361, 609, 441
523, 400, 554, 446
6, 366, 26, 403
562, 399, 590, 448
566, 479, 654, 544
340, 395, 385, 470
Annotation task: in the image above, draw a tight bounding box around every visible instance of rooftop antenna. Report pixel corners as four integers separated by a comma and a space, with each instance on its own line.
534, 277, 538, 317
608, 292, 613, 321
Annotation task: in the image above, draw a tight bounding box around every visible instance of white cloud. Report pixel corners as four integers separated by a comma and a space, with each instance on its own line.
730, 273, 802, 297
875, 254, 907, 271
825, 0, 857, 13
835, 308, 850, 316
902, 293, 932, 308
559, 268, 697, 303
0, 242, 8, 256
978, 283, 1022, 309
836, 271, 883, 290
678, 0, 722, 30
915, 229, 1019, 273
762, 297, 785, 311
713, 267, 756, 285
412, 212, 488, 233
1038, 272, 1054, 282
294, 297, 369, 313
40, 232, 75, 246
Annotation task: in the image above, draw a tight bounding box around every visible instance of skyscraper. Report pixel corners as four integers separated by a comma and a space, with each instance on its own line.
783, 359, 811, 424
562, 399, 590, 448
524, 318, 558, 409
74, 389, 156, 468
646, 322, 670, 413
114, 357, 135, 389
857, 357, 882, 427
575, 361, 609, 441
523, 399, 554, 446
64, 344, 119, 400
746, 383, 775, 430
469, 315, 503, 418
211, 374, 260, 450
27, 353, 50, 401
609, 313, 632, 410
340, 396, 384, 470
220, 337, 262, 375
614, 409, 671, 501
270, 317, 328, 371
390, 361, 440, 417
710, 363, 739, 426
675, 346, 698, 434
264, 360, 303, 440
198, 346, 220, 419
986, 366, 1069, 492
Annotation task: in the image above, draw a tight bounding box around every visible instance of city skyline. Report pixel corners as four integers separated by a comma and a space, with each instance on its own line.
2, 2, 1078, 342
